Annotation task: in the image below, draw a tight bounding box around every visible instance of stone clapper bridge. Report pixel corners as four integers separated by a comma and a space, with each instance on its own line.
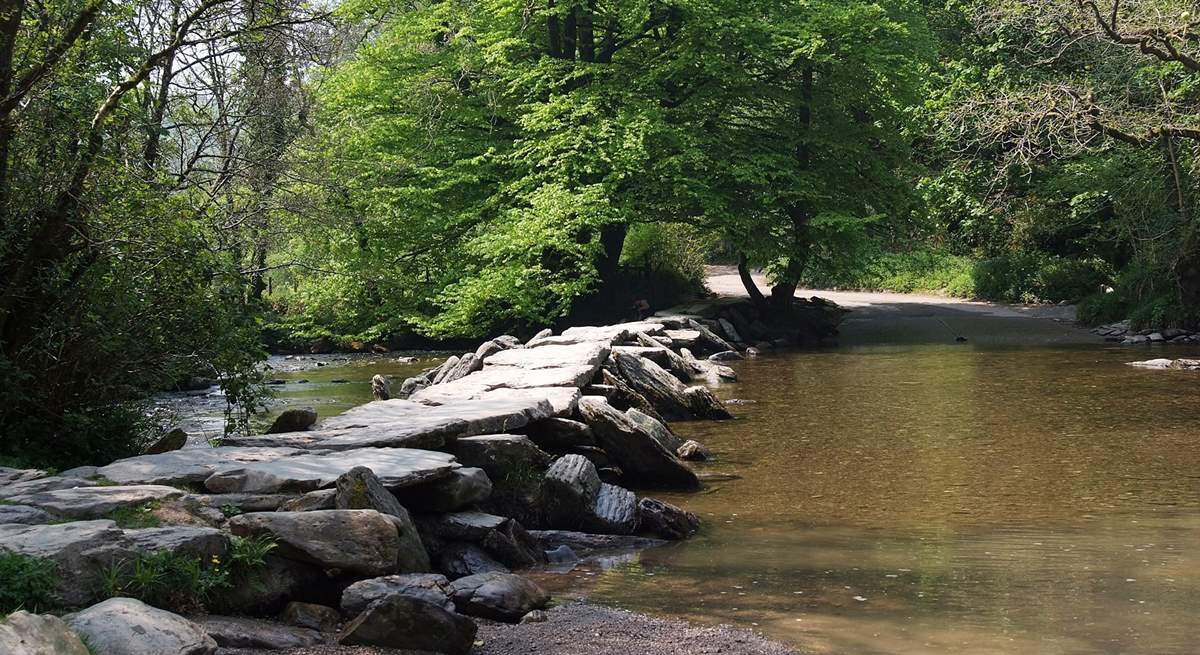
0, 308, 781, 654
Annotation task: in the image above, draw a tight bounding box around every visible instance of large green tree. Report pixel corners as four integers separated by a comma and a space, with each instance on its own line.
305, 0, 932, 335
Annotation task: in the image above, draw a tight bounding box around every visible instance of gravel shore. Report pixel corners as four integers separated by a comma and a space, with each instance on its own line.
218, 603, 802, 655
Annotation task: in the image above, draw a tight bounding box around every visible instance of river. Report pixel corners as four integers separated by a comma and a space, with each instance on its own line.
160, 296, 1200, 654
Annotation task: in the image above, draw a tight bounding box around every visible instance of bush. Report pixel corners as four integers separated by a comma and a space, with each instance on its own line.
1033, 257, 1113, 303
0, 553, 58, 614
1077, 291, 1128, 326
99, 535, 276, 613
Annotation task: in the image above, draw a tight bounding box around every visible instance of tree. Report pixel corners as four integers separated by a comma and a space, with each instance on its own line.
951, 0, 1200, 317
0, 0, 326, 466
306, 0, 931, 337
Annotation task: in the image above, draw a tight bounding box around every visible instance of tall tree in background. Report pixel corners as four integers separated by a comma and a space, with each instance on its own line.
0, 0, 326, 466
952, 0, 1200, 318
307, 0, 931, 336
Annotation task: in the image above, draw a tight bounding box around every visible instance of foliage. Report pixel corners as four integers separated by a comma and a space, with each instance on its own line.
99, 535, 276, 613
105, 502, 163, 530
0, 553, 58, 614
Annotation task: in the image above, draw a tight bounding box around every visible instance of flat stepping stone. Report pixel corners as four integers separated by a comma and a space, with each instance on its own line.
411, 384, 577, 419
96, 447, 308, 486
484, 342, 611, 370
6, 485, 184, 519
0, 476, 97, 499
203, 448, 458, 494
325, 396, 552, 437
527, 322, 665, 347
223, 418, 467, 450
0, 504, 54, 525
198, 616, 323, 649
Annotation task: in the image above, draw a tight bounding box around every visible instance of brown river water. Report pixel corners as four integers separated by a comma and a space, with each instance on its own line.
162, 302, 1200, 654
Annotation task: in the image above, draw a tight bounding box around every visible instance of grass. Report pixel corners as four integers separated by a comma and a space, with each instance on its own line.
98, 534, 276, 613
105, 501, 162, 529
501, 461, 546, 488
0, 552, 58, 614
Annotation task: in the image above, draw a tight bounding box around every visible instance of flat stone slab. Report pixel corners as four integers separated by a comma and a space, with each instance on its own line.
7, 485, 184, 519
527, 322, 665, 347
326, 396, 551, 437
0, 476, 97, 499
1127, 358, 1200, 370
0, 467, 48, 487
0, 504, 54, 525
222, 419, 467, 451
413, 365, 598, 403
96, 447, 308, 486
485, 342, 611, 370
203, 448, 459, 493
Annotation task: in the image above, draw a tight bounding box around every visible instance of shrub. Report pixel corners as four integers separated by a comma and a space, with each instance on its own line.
99, 535, 276, 613
1034, 257, 1113, 303
1077, 291, 1128, 326
0, 552, 58, 614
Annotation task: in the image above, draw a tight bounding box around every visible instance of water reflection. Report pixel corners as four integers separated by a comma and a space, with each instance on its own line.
570, 344, 1200, 654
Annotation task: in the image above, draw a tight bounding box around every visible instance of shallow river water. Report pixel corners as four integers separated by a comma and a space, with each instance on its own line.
164, 304, 1200, 654
550, 342, 1200, 655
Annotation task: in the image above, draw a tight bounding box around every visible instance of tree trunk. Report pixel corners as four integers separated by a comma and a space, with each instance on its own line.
0, 0, 25, 222
596, 223, 627, 283
562, 3, 578, 60
578, 0, 595, 62
738, 253, 767, 310
547, 1, 562, 58
769, 65, 815, 313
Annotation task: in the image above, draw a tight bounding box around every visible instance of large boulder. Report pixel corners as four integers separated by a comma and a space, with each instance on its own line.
528, 530, 668, 556
435, 542, 509, 579
577, 397, 699, 489
144, 428, 188, 455
0, 504, 53, 525
523, 418, 597, 451
67, 598, 217, 655
447, 572, 550, 623
418, 511, 543, 569
637, 497, 700, 540
625, 408, 686, 452
280, 602, 340, 633
340, 573, 455, 616
609, 351, 696, 420
210, 554, 327, 616
197, 616, 323, 650
684, 385, 733, 420
123, 527, 228, 559
338, 595, 477, 655
585, 483, 639, 535
450, 435, 550, 483
333, 467, 430, 573
265, 407, 319, 434
393, 467, 492, 512
541, 455, 601, 529
228, 510, 404, 576
0, 611, 89, 655
0, 520, 126, 606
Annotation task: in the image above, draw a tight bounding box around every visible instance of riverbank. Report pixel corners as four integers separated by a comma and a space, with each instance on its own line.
222, 603, 803, 655
1, 298, 836, 654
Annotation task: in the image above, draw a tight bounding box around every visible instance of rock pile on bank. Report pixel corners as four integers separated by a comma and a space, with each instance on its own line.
0, 303, 818, 654
1093, 321, 1200, 345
